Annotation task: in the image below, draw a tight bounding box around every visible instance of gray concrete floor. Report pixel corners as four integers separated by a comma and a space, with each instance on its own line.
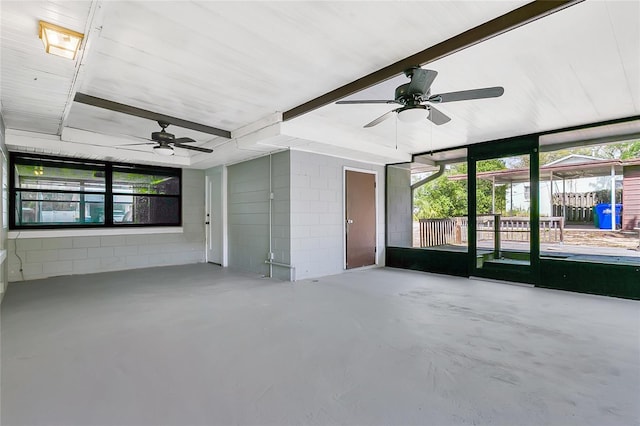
1, 265, 639, 426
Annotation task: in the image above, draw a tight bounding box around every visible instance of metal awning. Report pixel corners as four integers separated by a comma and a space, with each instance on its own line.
448, 158, 639, 183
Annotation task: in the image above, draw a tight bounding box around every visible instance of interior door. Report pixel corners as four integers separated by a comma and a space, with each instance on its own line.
206, 172, 223, 264
345, 170, 376, 269
469, 138, 539, 284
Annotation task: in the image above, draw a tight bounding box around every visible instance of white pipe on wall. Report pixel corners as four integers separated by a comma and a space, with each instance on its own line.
265, 153, 295, 281
265, 260, 295, 281
268, 154, 273, 278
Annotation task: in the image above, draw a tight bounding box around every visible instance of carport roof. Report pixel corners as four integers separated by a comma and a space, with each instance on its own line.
449, 158, 640, 184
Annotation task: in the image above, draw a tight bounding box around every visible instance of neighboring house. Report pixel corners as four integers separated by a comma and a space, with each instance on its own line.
511, 155, 623, 217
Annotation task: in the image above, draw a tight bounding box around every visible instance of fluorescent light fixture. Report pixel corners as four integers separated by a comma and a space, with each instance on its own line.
397, 106, 428, 123
38, 20, 84, 60
154, 145, 174, 156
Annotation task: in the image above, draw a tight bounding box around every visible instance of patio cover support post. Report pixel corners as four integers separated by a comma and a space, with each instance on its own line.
510, 181, 513, 214
492, 176, 496, 214
549, 171, 553, 218
494, 214, 501, 259
611, 164, 616, 230
562, 178, 566, 221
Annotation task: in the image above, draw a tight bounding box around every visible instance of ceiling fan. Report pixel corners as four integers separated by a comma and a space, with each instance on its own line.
120, 121, 214, 156
336, 67, 504, 127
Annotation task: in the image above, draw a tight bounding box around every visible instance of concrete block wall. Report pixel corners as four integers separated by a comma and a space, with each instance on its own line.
386, 165, 413, 247
270, 151, 292, 280
7, 169, 206, 282
227, 152, 291, 280
289, 150, 385, 280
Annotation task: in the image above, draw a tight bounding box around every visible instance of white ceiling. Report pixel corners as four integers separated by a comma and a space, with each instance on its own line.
1, 1, 639, 169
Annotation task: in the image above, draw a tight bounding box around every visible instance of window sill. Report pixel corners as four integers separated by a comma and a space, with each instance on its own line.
8, 227, 183, 239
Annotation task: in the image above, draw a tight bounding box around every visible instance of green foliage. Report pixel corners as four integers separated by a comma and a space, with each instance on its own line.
510, 140, 640, 167
413, 174, 467, 219
413, 159, 507, 219
536, 141, 640, 165
476, 159, 507, 215
411, 140, 639, 220
620, 141, 640, 160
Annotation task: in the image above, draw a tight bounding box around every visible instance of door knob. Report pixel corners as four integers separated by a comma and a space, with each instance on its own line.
347, 219, 354, 224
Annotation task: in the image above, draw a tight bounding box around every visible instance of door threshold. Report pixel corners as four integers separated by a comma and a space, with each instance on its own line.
345, 264, 380, 272
469, 276, 534, 287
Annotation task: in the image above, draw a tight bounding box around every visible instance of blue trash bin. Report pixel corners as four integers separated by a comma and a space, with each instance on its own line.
595, 203, 622, 229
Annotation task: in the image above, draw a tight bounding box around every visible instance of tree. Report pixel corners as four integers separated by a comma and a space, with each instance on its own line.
509, 140, 640, 167
476, 159, 507, 214
413, 159, 507, 219
620, 141, 640, 159
413, 168, 467, 219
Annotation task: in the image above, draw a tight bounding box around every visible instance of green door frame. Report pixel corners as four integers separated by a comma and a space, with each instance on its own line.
468, 136, 540, 284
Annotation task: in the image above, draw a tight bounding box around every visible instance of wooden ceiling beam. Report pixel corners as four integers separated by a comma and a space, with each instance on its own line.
74, 93, 232, 138
283, 0, 583, 121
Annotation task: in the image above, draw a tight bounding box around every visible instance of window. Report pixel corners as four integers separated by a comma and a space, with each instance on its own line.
10, 153, 181, 229
386, 148, 469, 250
537, 140, 639, 261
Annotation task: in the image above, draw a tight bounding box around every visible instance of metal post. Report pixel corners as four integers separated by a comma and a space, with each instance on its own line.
492, 176, 496, 214
611, 164, 616, 230
562, 178, 566, 221
509, 181, 513, 215
494, 213, 501, 259
549, 171, 553, 218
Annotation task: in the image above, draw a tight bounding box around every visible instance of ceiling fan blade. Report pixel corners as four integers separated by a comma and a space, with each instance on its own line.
115, 142, 155, 147
364, 110, 397, 128
408, 69, 438, 96
429, 86, 504, 103
173, 143, 213, 153
336, 100, 398, 105
173, 137, 196, 144
427, 106, 451, 125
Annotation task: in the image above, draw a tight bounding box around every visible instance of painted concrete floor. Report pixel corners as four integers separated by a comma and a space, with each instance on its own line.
1, 265, 639, 426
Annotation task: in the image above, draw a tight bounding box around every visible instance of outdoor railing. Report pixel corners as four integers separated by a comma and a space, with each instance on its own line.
419, 216, 564, 248
418, 217, 468, 247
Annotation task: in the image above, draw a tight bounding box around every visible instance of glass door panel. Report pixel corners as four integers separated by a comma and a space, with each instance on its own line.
469, 138, 539, 285
475, 156, 531, 271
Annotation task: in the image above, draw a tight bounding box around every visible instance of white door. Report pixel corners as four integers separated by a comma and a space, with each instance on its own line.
206, 171, 224, 264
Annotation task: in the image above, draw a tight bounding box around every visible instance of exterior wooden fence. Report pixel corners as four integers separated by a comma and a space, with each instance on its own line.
418, 217, 467, 247
419, 216, 564, 248
552, 192, 598, 222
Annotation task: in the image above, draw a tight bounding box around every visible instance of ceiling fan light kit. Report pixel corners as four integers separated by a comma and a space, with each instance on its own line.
336, 66, 504, 128
397, 106, 428, 123
153, 145, 174, 156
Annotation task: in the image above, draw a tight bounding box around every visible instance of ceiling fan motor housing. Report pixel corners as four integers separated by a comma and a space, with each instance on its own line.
152, 130, 175, 142
395, 83, 426, 107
